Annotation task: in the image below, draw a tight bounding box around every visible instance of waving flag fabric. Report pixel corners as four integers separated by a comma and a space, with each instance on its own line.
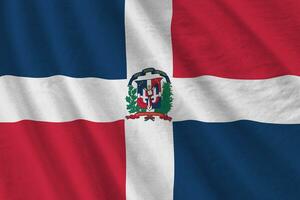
1, 0, 300, 200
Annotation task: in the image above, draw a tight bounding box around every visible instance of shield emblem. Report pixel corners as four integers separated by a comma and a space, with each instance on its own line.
126, 68, 173, 121
135, 78, 163, 111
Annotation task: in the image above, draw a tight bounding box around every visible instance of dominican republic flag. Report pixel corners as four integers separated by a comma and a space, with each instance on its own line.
1, 1, 300, 200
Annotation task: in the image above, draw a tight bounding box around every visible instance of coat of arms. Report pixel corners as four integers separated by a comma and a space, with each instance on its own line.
126, 68, 173, 121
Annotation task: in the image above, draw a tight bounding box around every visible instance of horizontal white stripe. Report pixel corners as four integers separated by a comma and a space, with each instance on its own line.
171, 75, 300, 124
1, 75, 300, 124
0, 76, 127, 122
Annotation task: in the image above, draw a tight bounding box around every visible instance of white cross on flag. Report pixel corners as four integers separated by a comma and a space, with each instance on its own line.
1, 0, 300, 200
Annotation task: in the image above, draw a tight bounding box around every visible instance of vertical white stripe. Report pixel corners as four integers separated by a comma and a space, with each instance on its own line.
125, 0, 173, 77
125, 0, 174, 199
125, 120, 174, 200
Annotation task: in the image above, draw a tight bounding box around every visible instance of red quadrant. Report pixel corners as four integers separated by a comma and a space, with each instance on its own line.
0, 120, 125, 200
172, 0, 300, 79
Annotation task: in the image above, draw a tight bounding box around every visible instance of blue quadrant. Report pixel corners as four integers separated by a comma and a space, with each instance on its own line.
0, 0, 126, 79
173, 120, 300, 200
